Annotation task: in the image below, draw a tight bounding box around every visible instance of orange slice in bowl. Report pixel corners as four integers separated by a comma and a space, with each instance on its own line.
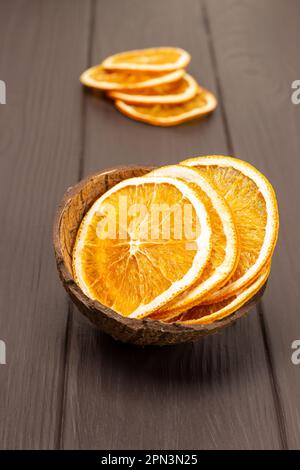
80, 65, 184, 91
72, 176, 212, 319
145, 165, 239, 317
107, 74, 198, 105
177, 264, 270, 325
114, 88, 217, 126
152, 264, 270, 324
182, 156, 279, 303
102, 47, 191, 72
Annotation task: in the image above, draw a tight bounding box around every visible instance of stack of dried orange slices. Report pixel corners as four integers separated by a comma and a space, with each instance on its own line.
72, 156, 279, 326
80, 47, 217, 126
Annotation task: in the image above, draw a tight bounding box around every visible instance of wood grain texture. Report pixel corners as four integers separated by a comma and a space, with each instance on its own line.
60, 0, 282, 449
205, 0, 300, 449
0, 0, 90, 449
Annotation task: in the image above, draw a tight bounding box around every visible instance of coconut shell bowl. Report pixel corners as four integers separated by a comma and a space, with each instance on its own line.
53, 166, 266, 346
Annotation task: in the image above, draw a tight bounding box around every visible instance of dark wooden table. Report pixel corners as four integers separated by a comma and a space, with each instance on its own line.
0, 0, 300, 450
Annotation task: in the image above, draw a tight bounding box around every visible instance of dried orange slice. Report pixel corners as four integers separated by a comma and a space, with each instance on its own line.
182, 156, 279, 303
145, 165, 239, 316
114, 88, 217, 126
152, 264, 270, 324
72, 176, 212, 319
102, 47, 190, 72
177, 264, 270, 324
107, 74, 198, 105
80, 65, 184, 91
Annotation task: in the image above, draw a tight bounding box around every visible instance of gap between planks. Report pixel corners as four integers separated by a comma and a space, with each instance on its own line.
57, 0, 96, 450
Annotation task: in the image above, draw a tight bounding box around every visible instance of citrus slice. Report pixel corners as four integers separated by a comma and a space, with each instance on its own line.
152, 264, 270, 324
177, 264, 270, 324
145, 165, 239, 316
114, 88, 217, 126
102, 47, 190, 72
107, 74, 198, 105
72, 176, 212, 319
80, 65, 184, 91
182, 156, 279, 303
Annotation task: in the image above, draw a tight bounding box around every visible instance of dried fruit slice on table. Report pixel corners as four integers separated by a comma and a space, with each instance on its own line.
114, 88, 217, 126
102, 47, 191, 72
145, 165, 239, 320
107, 73, 198, 105
182, 156, 279, 303
80, 65, 184, 91
176, 264, 271, 325
72, 176, 212, 319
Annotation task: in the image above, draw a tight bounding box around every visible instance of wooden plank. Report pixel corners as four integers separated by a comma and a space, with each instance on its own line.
205, 0, 300, 449
61, 0, 282, 449
0, 0, 90, 449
